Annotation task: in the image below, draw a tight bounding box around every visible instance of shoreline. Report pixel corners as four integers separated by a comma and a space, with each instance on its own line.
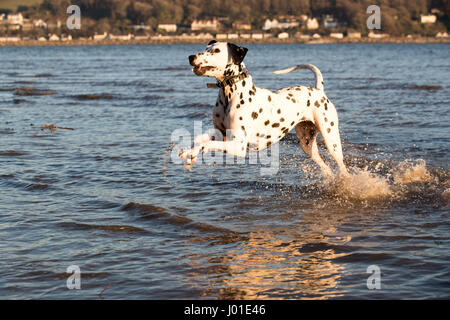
0, 36, 449, 47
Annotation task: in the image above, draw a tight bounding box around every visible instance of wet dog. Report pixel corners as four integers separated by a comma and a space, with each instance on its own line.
180, 41, 348, 177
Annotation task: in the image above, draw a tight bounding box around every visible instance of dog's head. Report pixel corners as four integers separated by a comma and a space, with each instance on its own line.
188, 41, 248, 80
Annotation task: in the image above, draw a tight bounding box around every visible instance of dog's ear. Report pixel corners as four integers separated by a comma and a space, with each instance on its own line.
227, 43, 248, 65
208, 40, 217, 46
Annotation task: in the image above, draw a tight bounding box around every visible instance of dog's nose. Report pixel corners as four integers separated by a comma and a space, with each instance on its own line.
189, 55, 196, 65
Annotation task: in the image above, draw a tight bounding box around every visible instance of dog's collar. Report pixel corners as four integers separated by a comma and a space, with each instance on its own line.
207, 69, 249, 89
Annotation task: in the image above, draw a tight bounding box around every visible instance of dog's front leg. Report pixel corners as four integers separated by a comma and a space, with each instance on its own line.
179, 132, 247, 164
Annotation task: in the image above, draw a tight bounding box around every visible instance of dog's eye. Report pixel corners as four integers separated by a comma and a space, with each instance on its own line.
212, 49, 220, 53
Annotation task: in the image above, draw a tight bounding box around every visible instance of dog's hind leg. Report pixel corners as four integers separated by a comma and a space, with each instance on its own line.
295, 121, 333, 177
313, 103, 348, 176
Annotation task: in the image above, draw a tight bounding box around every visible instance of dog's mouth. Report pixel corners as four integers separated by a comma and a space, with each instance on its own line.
192, 65, 215, 76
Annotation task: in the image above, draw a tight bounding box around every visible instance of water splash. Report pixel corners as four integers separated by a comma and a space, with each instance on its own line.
392, 159, 433, 184
325, 159, 438, 202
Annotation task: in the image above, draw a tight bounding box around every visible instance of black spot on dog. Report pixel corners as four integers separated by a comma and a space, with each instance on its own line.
249, 97, 252, 102
292, 99, 296, 103
240, 92, 243, 99
280, 117, 285, 122
324, 104, 328, 111
239, 116, 243, 120
264, 120, 270, 126
240, 100, 244, 104
267, 141, 272, 147
290, 121, 295, 126
268, 96, 271, 102
259, 108, 263, 113
266, 135, 271, 139
315, 101, 320, 108
251, 112, 258, 119
307, 100, 310, 107
236, 104, 240, 109
330, 121, 334, 126
327, 128, 331, 133
277, 109, 281, 114
272, 123, 280, 128
242, 80, 246, 87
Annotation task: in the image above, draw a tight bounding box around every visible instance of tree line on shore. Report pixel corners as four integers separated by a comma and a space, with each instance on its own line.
3, 0, 449, 37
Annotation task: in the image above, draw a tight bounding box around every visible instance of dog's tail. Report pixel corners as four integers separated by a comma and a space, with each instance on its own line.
272, 64, 324, 91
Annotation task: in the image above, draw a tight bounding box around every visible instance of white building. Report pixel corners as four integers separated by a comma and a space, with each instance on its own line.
34, 19, 47, 28
251, 33, 263, 39
323, 15, 338, 28
93, 32, 107, 41
329, 32, 343, 39
420, 15, 437, 24
262, 18, 299, 30
191, 18, 219, 31
48, 34, 60, 41
7, 13, 23, 25
347, 32, 362, 39
306, 18, 319, 30
157, 24, 177, 32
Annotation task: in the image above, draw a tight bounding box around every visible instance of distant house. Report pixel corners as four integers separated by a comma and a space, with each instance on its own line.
278, 32, 289, 39
93, 32, 107, 41
48, 34, 60, 41
368, 31, 389, 38
251, 33, 263, 39
133, 24, 152, 32
295, 32, 310, 40
157, 23, 177, 32
347, 32, 362, 39
108, 34, 132, 40
0, 36, 20, 42
233, 21, 252, 30
306, 18, 319, 30
228, 33, 239, 39
60, 34, 72, 41
323, 15, 338, 28
420, 14, 437, 24
216, 33, 227, 40
191, 18, 220, 31
263, 19, 278, 30
7, 13, 23, 25
329, 32, 343, 39
34, 19, 47, 29
262, 18, 299, 30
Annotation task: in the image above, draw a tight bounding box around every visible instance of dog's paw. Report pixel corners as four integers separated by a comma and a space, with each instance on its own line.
178, 148, 199, 165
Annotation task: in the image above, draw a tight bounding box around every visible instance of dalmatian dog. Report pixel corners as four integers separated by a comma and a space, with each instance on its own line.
179, 41, 348, 177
